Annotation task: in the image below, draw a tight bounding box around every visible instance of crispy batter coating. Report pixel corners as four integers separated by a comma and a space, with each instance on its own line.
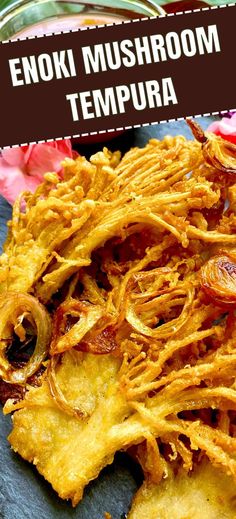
8, 352, 128, 506
7, 350, 163, 506
0, 136, 229, 302
128, 460, 236, 519
1, 131, 236, 508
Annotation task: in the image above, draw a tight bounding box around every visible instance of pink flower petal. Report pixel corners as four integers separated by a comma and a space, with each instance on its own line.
54, 139, 73, 157
0, 159, 40, 205
0, 139, 76, 205
72, 150, 79, 160
23, 144, 37, 163
208, 115, 236, 144
1, 147, 25, 168
227, 113, 236, 130
27, 142, 72, 180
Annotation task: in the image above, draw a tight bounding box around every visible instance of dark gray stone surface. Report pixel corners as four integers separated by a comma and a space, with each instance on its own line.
0, 117, 216, 518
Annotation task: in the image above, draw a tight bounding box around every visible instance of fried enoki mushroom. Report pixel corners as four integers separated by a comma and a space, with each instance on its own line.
5, 303, 236, 505
128, 459, 236, 519
5, 351, 145, 506
0, 134, 231, 304
1, 122, 236, 509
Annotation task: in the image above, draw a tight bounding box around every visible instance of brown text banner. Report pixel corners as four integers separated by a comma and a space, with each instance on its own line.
0, 4, 235, 148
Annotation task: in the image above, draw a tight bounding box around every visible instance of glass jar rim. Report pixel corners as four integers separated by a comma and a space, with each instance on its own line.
0, 0, 166, 25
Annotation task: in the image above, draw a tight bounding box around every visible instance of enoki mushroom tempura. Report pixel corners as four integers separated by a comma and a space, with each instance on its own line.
1, 124, 236, 511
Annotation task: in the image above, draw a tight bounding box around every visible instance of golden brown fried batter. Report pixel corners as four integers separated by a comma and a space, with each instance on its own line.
6, 351, 151, 506
128, 460, 236, 519
1, 129, 236, 510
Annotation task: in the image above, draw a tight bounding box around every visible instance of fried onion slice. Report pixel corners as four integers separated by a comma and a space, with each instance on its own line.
201, 253, 236, 306
50, 299, 104, 355
0, 293, 51, 384
187, 119, 236, 174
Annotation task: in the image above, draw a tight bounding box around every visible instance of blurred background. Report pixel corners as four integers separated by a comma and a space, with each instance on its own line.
0, 0, 230, 11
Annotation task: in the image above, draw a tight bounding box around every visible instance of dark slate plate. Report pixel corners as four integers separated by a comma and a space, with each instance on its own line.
0, 117, 216, 519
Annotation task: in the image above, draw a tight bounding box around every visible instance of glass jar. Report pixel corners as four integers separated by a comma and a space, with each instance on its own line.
0, 0, 166, 40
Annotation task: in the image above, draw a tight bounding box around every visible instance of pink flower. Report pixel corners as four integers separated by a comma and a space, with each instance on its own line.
207, 113, 236, 145
0, 140, 76, 205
